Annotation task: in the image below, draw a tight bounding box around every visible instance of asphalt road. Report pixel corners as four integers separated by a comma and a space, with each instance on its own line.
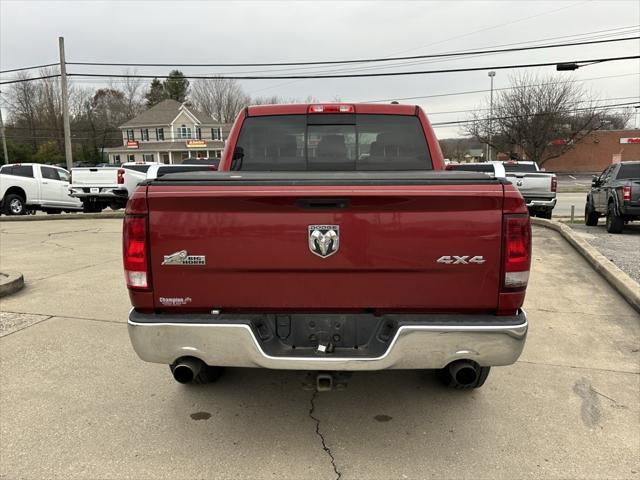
570, 223, 640, 284
1, 219, 639, 479
555, 192, 588, 218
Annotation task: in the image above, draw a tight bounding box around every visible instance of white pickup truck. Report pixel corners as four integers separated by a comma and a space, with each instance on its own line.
503, 161, 557, 219
69, 162, 159, 212
0, 163, 82, 215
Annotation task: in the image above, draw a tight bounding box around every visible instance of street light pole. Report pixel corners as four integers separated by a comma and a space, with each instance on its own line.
487, 71, 496, 162
59, 36, 73, 171
0, 92, 8, 164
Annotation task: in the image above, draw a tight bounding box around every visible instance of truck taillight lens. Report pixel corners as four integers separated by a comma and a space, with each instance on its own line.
123, 215, 148, 289
308, 104, 355, 113
503, 215, 531, 290
117, 168, 125, 184
623, 185, 631, 202
551, 176, 557, 193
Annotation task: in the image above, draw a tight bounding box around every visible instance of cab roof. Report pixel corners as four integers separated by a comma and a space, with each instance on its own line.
246, 103, 419, 117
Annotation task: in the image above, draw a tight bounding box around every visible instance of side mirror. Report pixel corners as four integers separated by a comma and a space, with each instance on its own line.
591, 178, 599, 187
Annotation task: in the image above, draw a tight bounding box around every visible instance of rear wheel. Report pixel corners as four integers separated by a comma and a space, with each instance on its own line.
436, 361, 491, 389
606, 202, 624, 233
3, 194, 26, 215
538, 209, 553, 220
82, 202, 102, 213
585, 202, 599, 226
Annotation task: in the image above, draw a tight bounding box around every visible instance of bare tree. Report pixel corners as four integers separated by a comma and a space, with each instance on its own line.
5, 72, 40, 149
191, 77, 250, 123
119, 70, 145, 118
464, 72, 624, 166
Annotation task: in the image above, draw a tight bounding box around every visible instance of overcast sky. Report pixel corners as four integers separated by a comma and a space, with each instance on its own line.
1, 0, 639, 137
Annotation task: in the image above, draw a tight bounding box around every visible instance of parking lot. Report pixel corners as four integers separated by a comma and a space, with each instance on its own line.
1, 218, 638, 479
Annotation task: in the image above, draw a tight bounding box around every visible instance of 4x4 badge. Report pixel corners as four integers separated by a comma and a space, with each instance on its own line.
308, 225, 339, 258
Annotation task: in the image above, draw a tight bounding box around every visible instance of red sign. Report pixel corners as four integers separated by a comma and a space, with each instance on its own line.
186, 140, 207, 148
620, 137, 640, 144
126, 140, 139, 149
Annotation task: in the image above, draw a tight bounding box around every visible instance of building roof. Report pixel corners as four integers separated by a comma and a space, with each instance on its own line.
120, 99, 219, 127
104, 140, 225, 153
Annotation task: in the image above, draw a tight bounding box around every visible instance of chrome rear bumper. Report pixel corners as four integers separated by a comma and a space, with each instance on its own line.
128, 309, 528, 371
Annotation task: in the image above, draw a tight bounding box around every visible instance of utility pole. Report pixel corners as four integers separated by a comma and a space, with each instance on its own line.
487, 71, 496, 162
0, 92, 8, 164
59, 36, 73, 171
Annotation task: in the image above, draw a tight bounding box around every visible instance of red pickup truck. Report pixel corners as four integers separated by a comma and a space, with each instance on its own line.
125, 103, 531, 390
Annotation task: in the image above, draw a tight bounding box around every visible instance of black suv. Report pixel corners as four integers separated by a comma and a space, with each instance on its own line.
585, 161, 640, 233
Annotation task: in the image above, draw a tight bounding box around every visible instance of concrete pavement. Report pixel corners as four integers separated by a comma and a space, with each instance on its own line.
1, 219, 639, 479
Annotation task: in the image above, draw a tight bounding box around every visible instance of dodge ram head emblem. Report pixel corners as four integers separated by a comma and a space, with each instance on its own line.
308, 225, 340, 258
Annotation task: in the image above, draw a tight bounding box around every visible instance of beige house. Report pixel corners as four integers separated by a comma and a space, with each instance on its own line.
104, 99, 231, 164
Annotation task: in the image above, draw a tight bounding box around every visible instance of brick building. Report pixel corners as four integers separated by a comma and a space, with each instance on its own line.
542, 129, 640, 173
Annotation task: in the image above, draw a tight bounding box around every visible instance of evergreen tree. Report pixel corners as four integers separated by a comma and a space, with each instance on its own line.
163, 70, 190, 103
145, 78, 166, 107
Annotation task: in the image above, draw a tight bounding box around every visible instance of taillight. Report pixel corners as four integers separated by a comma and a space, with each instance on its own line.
117, 168, 125, 184
551, 176, 557, 193
308, 104, 354, 113
123, 215, 148, 289
503, 215, 532, 290
623, 185, 631, 202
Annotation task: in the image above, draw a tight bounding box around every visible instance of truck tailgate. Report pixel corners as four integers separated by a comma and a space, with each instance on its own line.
145, 175, 505, 312
71, 168, 118, 186
505, 172, 552, 197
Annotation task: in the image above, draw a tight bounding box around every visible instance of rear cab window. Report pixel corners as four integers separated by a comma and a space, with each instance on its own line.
232, 114, 432, 171
616, 163, 640, 179
503, 163, 538, 173
125, 165, 152, 173
447, 164, 494, 173
0, 165, 34, 178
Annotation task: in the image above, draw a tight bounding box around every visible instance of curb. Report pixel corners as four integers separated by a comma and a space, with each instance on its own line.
0, 271, 25, 297
531, 218, 640, 313
0, 212, 124, 222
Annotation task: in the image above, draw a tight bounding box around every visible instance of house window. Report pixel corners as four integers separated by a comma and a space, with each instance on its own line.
141, 129, 149, 141
127, 154, 136, 162
177, 124, 192, 139
212, 150, 222, 158
196, 127, 202, 140
156, 128, 164, 141
126, 129, 134, 141
143, 153, 154, 162
211, 127, 222, 140
112, 154, 121, 164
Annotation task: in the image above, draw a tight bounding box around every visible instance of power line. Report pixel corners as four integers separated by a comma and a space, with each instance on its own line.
64, 36, 640, 69
430, 101, 640, 127
0, 73, 61, 85
360, 72, 640, 103
56, 55, 640, 82
0, 63, 59, 74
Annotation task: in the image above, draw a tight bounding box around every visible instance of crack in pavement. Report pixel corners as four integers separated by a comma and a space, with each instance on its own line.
0, 314, 54, 338
517, 359, 639, 375
309, 390, 342, 480
29, 259, 119, 283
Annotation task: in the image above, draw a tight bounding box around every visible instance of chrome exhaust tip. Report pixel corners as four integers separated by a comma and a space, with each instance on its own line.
172, 357, 204, 384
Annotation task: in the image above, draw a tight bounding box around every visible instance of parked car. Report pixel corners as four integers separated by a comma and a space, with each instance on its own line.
585, 161, 640, 233
502, 161, 557, 219
125, 103, 531, 391
0, 163, 82, 215
445, 161, 506, 177
69, 162, 159, 212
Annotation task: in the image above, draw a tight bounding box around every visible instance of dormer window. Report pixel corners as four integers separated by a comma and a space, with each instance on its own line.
177, 124, 192, 139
